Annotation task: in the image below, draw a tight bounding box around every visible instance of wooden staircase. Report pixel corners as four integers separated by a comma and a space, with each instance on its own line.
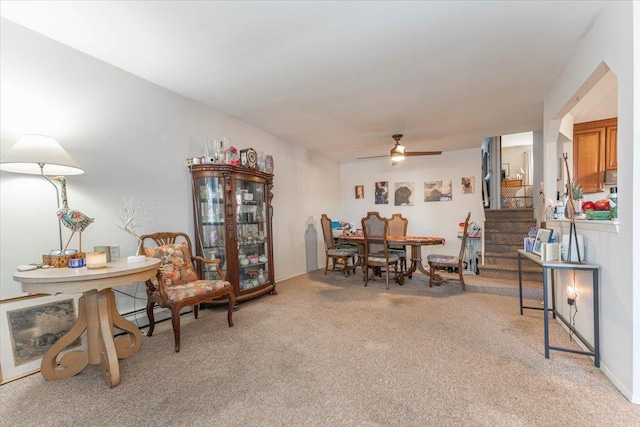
479, 208, 543, 283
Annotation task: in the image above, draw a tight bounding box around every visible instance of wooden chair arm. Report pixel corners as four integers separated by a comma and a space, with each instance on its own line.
193, 256, 226, 281
145, 268, 169, 300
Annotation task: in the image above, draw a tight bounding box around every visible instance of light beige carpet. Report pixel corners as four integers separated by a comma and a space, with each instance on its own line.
1, 270, 638, 426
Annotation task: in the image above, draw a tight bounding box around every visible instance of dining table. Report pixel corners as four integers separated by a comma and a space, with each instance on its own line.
337, 234, 445, 285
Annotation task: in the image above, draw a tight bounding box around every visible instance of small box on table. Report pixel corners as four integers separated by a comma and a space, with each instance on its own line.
42, 252, 86, 268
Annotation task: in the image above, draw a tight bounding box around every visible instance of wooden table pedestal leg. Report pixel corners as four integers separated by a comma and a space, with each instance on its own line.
40, 297, 89, 381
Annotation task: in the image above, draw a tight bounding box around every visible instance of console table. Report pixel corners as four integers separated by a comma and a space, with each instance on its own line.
517, 249, 600, 367
13, 258, 161, 387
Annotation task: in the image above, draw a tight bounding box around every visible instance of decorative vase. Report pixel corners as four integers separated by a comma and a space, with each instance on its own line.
573, 200, 582, 215
265, 155, 274, 174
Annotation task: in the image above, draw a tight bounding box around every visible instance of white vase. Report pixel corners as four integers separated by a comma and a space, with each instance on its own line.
573, 200, 582, 214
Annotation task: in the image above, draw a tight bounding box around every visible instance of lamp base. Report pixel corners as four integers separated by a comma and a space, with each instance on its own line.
127, 255, 147, 263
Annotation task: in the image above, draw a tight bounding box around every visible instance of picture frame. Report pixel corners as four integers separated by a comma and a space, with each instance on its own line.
354, 185, 364, 199
461, 177, 475, 194
501, 164, 509, 180
532, 228, 553, 256
374, 181, 388, 204
423, 180, 452, 202
394, 182, 414, 206
0, 294, 84, 384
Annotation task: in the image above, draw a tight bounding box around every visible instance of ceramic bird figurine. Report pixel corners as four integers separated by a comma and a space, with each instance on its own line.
53, 176, 94, 252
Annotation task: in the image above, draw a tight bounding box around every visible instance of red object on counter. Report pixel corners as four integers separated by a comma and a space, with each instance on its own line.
582, 201, 595, 211
594, 199, 611, 211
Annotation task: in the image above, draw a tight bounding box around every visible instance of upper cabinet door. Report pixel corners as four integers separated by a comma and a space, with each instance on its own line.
605, 125, 617, 170
573, 127, 605, 194
573, 118, 617, 194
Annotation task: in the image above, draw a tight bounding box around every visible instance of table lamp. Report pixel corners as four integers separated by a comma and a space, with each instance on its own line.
0, 135, 84, 250
517, 168, 525, 180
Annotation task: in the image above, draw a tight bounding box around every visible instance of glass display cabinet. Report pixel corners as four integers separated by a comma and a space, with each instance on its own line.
189, 164, 275, 303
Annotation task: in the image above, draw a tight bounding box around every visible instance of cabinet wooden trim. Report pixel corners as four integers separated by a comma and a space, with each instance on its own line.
501, 179, 523, 187
605, 125, 617, 170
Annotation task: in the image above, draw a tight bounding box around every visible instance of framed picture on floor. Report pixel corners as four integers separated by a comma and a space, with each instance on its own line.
532, 228, 553, 256
0, 294, 84, 384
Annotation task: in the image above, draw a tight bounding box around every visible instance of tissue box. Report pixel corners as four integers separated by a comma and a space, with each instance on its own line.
540, 243, 561, 262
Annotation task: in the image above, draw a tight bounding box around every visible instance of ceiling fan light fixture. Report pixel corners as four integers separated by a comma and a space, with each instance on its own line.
390, 144, 405, 162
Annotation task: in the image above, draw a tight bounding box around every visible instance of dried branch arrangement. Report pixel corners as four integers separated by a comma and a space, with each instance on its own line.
110, 198, 156, 256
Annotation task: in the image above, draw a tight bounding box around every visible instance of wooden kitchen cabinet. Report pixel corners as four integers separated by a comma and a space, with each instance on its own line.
605, 125, 617, 170
573, 118, 617, 194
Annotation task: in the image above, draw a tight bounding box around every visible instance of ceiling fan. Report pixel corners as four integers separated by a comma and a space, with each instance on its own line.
357, 134, 442, 165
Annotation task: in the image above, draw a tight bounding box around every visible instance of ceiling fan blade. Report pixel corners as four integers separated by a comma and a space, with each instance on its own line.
357, 155, 389, 159
405, 151, 442, 157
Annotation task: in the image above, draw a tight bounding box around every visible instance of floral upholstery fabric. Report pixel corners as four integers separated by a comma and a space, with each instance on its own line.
163, 279, 231, 303
143, 243, 231, 302
144, 243, 198, 287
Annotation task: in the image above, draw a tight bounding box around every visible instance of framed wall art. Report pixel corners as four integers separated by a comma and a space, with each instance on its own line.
532, 228, 553, 256
424, 180, 452, 202
461, 177, 475, 194
355, 185, 364, 199
374, 181, 388, 204
394, 182, 414, 206
0, 294, 83, 384
501, 164, 509, 180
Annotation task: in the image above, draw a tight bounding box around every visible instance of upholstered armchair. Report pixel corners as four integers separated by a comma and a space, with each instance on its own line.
139, 232, 235, 352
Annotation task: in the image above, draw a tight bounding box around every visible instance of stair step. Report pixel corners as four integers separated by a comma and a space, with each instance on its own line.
482, 208, 541, 283
484, 243, 522, 253
478, 264, 543, 282
484, 232, 528, 245
484, 252, 540, 267
484, 208, 535, 221
484, 221, 536, 233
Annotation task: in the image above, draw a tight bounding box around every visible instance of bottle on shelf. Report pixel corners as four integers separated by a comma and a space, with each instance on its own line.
609, 186, 617, 219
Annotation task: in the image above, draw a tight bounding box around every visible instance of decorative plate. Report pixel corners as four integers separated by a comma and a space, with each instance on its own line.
246, 148, 257, 169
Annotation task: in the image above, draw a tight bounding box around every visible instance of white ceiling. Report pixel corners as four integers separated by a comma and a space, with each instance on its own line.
0, 1, 611, 163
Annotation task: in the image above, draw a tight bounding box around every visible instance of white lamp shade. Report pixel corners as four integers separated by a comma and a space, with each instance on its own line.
0, 134, 83, 175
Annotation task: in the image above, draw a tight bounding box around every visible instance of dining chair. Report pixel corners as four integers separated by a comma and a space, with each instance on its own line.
139, 231, 235, 352
426, 212, 471, 291
361, 212, 400, 289
387, 213, 408, 273
320, 214, 357, 276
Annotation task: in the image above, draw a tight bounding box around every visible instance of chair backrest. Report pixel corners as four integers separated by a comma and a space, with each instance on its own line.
139, 232, 199, 288
361, 212, 389, 256
388, 213, 408, 237
458, 212, 472, 259
320, 214, 336, 251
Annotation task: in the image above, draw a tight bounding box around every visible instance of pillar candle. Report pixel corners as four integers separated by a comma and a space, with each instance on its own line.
86, 252, 107, 269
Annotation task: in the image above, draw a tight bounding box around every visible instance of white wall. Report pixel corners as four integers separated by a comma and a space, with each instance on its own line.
542, 2, 638, 402
0, 19, 339, 311
339, 149, 485, 259
501, 146, 531, 180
